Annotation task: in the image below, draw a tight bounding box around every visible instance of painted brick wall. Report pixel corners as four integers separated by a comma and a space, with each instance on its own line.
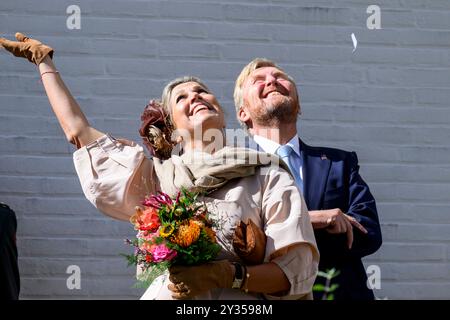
1, 0, 449, 299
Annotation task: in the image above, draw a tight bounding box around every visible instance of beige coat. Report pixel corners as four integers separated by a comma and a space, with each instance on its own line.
73, 134, 319, 300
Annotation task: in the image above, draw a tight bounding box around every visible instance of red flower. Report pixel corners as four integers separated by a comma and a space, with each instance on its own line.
130, 206, 160, 232
139, 207, 161, 232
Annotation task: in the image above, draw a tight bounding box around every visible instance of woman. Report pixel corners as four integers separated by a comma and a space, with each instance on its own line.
1, 33, 319, 300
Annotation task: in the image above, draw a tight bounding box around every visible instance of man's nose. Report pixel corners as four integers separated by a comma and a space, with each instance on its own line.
265, 75, 278, 87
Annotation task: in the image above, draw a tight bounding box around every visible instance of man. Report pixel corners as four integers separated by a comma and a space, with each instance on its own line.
234, 58, 382, 300
0, 202, 20, 300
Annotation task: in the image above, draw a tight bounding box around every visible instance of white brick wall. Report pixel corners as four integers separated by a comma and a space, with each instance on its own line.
1, 0, 449, 299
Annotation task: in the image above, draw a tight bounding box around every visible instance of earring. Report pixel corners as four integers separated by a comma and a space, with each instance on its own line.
173, 135, 184, 156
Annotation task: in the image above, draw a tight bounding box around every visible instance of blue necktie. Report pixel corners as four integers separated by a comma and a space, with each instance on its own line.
276, 145, 303, 193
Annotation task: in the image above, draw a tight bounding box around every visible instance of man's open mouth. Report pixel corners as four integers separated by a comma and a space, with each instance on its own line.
263, 89, 286, 98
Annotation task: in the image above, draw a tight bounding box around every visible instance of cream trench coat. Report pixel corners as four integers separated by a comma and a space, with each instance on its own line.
73, 134, 319, 300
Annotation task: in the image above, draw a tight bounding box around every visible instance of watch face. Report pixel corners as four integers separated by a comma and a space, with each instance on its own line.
232, 278, 243, 289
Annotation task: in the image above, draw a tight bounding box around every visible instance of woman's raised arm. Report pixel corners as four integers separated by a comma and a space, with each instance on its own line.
0, 33, 104, 148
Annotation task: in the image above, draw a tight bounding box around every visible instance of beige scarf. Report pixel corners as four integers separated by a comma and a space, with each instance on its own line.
153, 146, 288, 196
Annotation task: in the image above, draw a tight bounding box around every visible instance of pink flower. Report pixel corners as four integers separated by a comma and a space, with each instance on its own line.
143, 191, 174, 209
137, 231, 158, 252
137, 230, 163, 254
150, 243, 177, 262
139, 241, 154, 252
138, 230, 158, 242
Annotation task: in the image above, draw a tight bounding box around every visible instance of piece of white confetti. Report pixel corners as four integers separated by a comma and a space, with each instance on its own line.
351, 33, 357, 53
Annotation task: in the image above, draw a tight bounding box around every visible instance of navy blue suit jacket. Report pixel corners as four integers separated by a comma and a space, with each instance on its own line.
299, 139, 382, 300
249, 138, 382, 300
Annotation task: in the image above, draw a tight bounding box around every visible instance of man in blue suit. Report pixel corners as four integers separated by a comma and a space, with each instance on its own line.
234, 58, 382, 300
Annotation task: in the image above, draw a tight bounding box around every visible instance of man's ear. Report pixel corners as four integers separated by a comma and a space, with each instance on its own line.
238, 107, 251, 123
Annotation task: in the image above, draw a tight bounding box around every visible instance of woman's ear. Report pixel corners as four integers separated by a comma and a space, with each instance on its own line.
171, 131, 186, 156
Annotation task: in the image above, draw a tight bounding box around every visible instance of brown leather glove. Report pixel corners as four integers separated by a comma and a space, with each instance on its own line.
168, 260, 233, 299
233, 219, 267, 265
0, 32, 53, 65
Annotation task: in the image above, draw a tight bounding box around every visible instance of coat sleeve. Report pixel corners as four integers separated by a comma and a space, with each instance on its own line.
72, 134, 159, 221
345, 152, 382, 258
316, 151, 382, 260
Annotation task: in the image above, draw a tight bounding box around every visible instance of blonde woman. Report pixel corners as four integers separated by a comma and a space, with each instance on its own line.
1, 33, 319, 300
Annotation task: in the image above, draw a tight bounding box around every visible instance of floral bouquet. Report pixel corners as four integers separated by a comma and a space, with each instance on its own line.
124, 188, 221, 287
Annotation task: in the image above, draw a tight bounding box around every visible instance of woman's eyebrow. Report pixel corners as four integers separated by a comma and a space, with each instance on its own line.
192, 85, 207, 91
173, 88, 187, 98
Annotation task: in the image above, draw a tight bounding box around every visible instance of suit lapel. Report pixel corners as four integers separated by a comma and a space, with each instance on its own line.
300, 139, 331, 210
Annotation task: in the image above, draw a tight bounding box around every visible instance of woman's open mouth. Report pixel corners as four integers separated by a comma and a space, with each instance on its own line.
190, 103, 213, 116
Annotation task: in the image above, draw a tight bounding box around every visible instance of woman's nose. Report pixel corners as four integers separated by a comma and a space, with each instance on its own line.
188, 91, 200, 104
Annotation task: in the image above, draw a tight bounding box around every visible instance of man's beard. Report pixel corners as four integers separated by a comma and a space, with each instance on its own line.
251, 97, 299, 127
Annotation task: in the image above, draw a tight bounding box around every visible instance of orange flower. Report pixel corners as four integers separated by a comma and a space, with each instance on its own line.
130, 207, 142, 229
171, 220, 202, 248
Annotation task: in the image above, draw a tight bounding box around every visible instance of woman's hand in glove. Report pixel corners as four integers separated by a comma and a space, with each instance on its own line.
168, 260, 234, 299
0, 32, 53, 65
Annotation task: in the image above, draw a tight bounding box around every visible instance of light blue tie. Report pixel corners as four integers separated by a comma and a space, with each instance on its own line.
276, 145, 303, 193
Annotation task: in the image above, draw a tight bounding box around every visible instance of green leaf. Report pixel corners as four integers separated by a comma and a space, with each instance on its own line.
329, 268, 340, 278
313, 284, 325, 292
119, 253, 138, 267
327, 294, 335, 300
329, 284, 339, 292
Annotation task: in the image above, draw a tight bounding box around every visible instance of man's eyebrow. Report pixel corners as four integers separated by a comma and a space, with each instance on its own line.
250, 69, 286, 78
273, 70, 287, 77
249, 72, 265, 79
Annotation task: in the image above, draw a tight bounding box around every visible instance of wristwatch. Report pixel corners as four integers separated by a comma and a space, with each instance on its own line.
231, 262, 244, 289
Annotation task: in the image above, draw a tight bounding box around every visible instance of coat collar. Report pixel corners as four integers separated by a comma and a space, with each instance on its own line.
300, 139, 331, 210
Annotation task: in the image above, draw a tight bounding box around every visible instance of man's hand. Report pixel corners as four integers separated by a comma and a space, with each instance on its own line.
0, 32, 53, 65
168, 260, 234, 299
309, 209, 368, 249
